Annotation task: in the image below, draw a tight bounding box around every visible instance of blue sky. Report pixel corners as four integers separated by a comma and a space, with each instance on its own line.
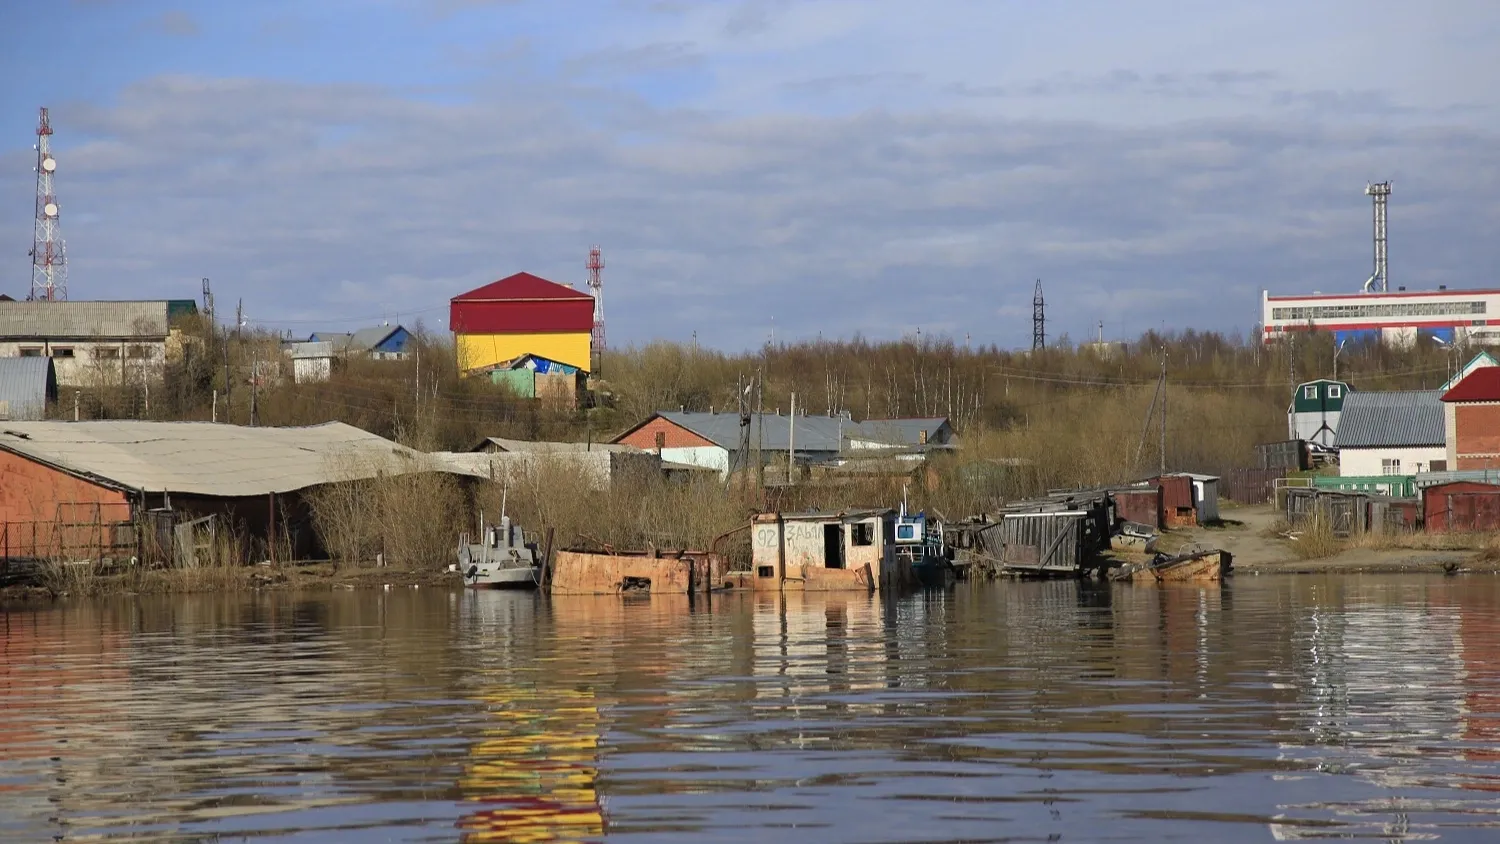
1, 0, 1497, 349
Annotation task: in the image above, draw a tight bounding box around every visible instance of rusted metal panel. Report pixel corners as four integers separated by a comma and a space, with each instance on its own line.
549, 549, 724, 595
1368, 497, 1421, 534
1112, 487, 1162, 529
1152, 475, 1197, 528
1423, 481, 1500, 532
1223, 468, 1287, 505
748, 511, 908, 592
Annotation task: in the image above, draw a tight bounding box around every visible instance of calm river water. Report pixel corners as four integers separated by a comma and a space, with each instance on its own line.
4, 577, 1500, 842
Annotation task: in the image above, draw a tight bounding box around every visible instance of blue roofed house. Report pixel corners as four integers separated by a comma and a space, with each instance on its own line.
308, 325, 413, 360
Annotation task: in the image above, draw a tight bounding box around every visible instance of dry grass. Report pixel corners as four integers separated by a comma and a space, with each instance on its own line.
305, 459, 468, 569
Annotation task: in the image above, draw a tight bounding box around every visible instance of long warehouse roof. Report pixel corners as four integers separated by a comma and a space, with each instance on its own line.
0, 420, 435, 497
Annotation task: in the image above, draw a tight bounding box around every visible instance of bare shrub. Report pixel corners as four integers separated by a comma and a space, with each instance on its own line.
377, 470, 467, 566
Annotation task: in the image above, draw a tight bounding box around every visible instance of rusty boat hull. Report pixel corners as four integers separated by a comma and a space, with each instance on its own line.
1113, 549, 1232, 584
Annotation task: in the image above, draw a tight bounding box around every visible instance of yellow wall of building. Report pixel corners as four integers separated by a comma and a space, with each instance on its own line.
457, 332, 592, 373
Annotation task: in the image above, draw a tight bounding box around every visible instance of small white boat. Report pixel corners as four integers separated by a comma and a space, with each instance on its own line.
457, 516, 541, 589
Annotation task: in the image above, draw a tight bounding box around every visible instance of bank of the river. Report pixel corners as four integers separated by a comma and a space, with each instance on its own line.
1173, 503, 1500, 575
7, 504, 1500, 605
0, 561, 465, 605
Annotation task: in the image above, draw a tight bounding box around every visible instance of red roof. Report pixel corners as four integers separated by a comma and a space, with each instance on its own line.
1442, 367, 1500, 403
452, 272, 592, 303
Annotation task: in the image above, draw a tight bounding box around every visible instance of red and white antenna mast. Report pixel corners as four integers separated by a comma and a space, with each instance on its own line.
28, 107, 68, 302
587, 245, 605, 353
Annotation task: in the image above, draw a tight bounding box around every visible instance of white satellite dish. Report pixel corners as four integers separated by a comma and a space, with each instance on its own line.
41, 157, 56, 172
43, 203, 58, 217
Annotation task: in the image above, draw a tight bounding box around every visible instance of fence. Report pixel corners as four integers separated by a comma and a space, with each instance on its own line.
1, 512, 137, 566
1223, 468, 1287, 505
1285, 488, 1370, 537
1314, 474, 1417, 499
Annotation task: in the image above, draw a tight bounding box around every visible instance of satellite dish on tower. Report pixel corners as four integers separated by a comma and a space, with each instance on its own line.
41, 157, 56, 172
43, 203, 58, 218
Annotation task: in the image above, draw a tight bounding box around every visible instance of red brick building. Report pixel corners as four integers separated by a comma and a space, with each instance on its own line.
1441, 368, 1500, 470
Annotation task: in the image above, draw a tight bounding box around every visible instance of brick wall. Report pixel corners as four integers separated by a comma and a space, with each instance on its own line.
616, 417, 715, 450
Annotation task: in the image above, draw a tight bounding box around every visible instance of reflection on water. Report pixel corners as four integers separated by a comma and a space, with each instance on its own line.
3, 578, 1500, 842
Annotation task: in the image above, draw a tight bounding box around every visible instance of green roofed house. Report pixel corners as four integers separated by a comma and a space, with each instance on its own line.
1288, 379, 1350, 448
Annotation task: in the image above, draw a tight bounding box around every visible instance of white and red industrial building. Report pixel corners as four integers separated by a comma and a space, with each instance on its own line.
1261, 288, 1500, 347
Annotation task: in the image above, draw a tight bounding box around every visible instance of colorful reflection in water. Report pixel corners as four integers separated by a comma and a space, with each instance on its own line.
457, 685, 605, 842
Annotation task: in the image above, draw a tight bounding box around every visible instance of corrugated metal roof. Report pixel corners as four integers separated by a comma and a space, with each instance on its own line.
349, 325, 399, 352
453, 272, 594, 302
648, 412, 848, 452
0, 301, 170, 339
474, 436, 644, 454
1334, 390, 1445, 448
288, 341, 334, 359
0, 421, 434, 496
1442, 367, 1500, 403
1414, 469, 1500, 489
0, 357, 57, 421
637, 412, 952, 453
848, 417, 951, 446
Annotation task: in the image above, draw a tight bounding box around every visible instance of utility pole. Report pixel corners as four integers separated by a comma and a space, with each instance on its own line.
1159, 347, 1168, 474
251, 346, 260, 427
755, 367, 765, 493
787, 392, 796, 485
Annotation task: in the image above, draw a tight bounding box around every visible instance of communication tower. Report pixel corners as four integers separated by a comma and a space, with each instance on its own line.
28, 107, 67, 301
587, 245, 605, 354
1362, 181, 1391, 293
1032, 279, 1046, 351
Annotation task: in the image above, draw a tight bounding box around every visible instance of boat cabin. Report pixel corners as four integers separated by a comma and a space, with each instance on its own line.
749, 509, 917, 592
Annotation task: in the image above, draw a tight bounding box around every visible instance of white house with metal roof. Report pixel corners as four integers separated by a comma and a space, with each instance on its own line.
0, 300, 195, 387
1334, 390, 1447, 476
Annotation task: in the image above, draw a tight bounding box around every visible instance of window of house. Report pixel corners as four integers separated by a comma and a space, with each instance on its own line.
1304, 386, 1317, 399
95, 347, 120, 360
1382, 458, 1402, 475
18, 347, 42, 357
850, 522, 874, 546
50, 347, 74, 358
1327, 385, 1342, 398
126, 345, 151, 359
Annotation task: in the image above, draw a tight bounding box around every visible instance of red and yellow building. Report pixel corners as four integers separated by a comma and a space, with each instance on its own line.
451, 273, 595, 375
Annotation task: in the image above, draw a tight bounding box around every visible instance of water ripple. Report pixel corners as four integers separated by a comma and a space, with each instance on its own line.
2, 578, 1499, 841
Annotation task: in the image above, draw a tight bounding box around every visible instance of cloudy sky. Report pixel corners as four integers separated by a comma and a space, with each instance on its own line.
2, 1, 1497, 350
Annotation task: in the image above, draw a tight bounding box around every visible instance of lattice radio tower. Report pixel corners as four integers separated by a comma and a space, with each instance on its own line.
1032, 279, 1046, 350
1362, 181, 1391, 293
28, 107, 68, 301
587, 246, 605, 353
